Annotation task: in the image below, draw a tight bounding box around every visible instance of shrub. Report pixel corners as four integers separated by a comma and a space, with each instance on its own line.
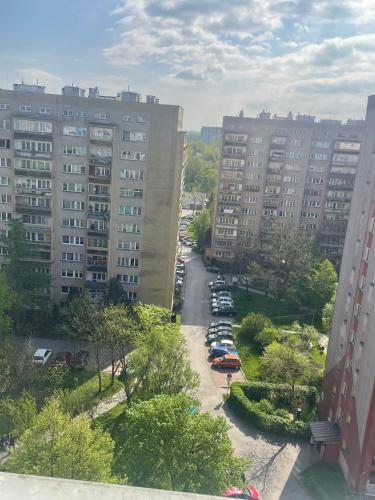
227, 382, 313, 439
253, 327, 281, 352
239, 313, 272, 341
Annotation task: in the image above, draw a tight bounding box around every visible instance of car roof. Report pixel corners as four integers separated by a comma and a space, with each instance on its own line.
34, 348, 50, 356
223, 353, 240, 359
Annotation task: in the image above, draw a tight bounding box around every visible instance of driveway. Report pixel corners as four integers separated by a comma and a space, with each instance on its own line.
181, 248, 317, 500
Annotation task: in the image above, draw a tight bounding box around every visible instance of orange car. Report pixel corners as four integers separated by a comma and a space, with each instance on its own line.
212, 353, 241, 370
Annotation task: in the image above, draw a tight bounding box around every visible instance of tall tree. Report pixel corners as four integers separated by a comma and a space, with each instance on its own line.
102, 278, 130, 306
5, 398, 114, 482
0, 270, 15, 343
0, 390, 37, 436
322, 290, 336, 334
61, 295, 104, 391
116, 394, 247, 494
188, 209, 212, 250
260, 342, 313, 411
1, 219, 50, 330
306, 259, 337, 313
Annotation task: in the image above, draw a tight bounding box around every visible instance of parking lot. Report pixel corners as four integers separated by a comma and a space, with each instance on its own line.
181, 247, 312, 500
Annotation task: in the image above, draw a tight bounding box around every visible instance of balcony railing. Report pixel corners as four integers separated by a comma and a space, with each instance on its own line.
15, 204, 51, 214
14, 150, 52, 160
89, 155, 112, 166
14, 169, 52, 178
85, 280, 107, 290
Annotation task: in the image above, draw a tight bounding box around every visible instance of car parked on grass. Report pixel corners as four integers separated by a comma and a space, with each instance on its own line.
209, 345, 238, 359
206, 332, 234, 345
212, 353, 241, 370
209, 320, 233, 329
71, 350, 90, 371
32, 349, 52, 366
212, 305, 236, 317
53, 351, 72, 367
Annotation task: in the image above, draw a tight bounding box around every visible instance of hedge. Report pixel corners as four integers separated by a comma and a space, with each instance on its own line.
227, 382, 312, 439
244, 381, 317, 412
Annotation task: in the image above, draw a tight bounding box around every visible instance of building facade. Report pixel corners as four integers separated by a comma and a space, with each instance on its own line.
319, 95, 375, 494
200, 126, 222, 144
211, 112, 364, 267
0, 84, 186, 309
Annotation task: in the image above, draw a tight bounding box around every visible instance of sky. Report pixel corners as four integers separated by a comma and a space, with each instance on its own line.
1, 0, 375, 130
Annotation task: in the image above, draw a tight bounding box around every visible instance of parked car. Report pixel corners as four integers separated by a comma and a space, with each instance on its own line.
210, 339, 235, 349
212, 305, 235, 317
207, 325, 233, 334
206, 332, 234, 345
184, 240, 192, 247
206, 328, 232, 339
222, 485, 260, 499
53, 351, 72, 367
72, 350, 90, 371
212, 353, 241, 370
209, 320, 233, 329
208, 279, 226, 288
211, 298, 234, 309
206, 265, 221, 273
211, 291, 232, 299
210, 284, 229, 292
209, 345, 238, 359
32, 349, 52, 366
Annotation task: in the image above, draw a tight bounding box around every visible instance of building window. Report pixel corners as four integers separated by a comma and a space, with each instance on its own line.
16, 178, 51, 190
0, 103, 11, 111
119, 188, 143, 198
15, 158, 51, 172
14, 139, 52, 153
14, 119, 52, 134
0, 120, 10, 130
0, 194, 11, 204
39, 107, 52, 114
123, 131, 147, 143
0, 176, 10, 186
117, 223, 141, 233
122, 115, 133, 122
0, 212, 11, 221
119, 205, 142, 216
61, 269, 83, 279
61, 252, 84, 262
62, 200, 85, 210
117, 257, 139, 267
0, 139, 11, 149
62, 235, 84, 245
117, 240, 140, 250
94, 112, 110, 120
117, 274, 138, 284
62, 182, 84, 193
63, 145, 87, 156
120, 169, 144, 180
0, 158, 11, 168
62, 217, 84, 228
22, 214, 48, 225
63, 126, 87, 137
63, 110, 74, 117
63, 164, 86, 175
19, 105, 32, 113
121, 151, 146, 161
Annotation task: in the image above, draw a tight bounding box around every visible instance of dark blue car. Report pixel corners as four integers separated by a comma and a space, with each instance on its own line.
209, 345, 238, 359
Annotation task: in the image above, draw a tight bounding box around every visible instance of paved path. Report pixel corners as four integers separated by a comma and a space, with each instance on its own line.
181, 248, 318, 500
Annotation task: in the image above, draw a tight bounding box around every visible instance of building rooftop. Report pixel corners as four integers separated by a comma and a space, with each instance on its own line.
1, 472, 224, 500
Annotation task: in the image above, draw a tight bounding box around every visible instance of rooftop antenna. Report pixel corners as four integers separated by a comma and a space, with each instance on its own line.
128, 84, 130, 92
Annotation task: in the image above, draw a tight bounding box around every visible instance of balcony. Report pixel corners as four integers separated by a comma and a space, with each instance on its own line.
14, 150, 52, 160
223, 140, 247, 147
88, 211, 110, 221
269, 150, 285, 161
87, 226, 109, 237
222, 152, 246, 159
15, 203, 51, 215
14, 168, 52, 178
13, 131, 53, 141
84, 280, 107, 290
89, 155, 112, 166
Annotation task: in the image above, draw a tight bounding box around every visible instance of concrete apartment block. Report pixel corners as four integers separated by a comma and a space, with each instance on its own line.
0, 84, 185, 309
319, 95, 375, 494
211, 111, 364, 269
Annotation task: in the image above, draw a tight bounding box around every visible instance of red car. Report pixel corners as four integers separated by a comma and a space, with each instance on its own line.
212, 353, 241, 370
53, 351, 72, 366
223, 484, 260, 499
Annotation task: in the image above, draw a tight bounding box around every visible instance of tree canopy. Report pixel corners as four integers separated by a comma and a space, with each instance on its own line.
184, 140, 219, 195
116, 393, 247, 494
6, 398, 115, 482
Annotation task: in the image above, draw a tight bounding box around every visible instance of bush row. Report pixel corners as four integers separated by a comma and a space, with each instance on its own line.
227, 382, 311, 439
244, 381, 317, 412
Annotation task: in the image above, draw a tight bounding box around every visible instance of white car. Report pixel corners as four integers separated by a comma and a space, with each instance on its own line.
32, 348, 52, 366
211, 298, 234, 307
210, 339, 235, 349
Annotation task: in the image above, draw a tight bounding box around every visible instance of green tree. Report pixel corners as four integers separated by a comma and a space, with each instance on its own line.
253, 327, 281, 352
188, 209, 212, 250
6, 398, 114, 482
184, 140, 219, 195
103, 278, 130, 306
1, 219, 50, 330
306, 259, 337, 313
260, 343, 313, 411
61, 295, 104, 391
239, 313, 272, 342
0, 271, 15, 343
116, 394, 247, 494
0, 391, 37, 436
322, 290, 336, 334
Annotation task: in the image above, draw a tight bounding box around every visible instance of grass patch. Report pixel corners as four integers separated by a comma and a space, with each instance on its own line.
95, 404, 127, 476
60, 372, 123, 416
233, 327, 261, 380
232, 288, 321, 329
300, 462, 352, 500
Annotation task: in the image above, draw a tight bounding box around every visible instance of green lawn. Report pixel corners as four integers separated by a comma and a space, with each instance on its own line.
60, 371, 123, 416
300, 462, 352, 500
232, 288, 321, 329
95, 404, 127, 476
233, 327, 261, 380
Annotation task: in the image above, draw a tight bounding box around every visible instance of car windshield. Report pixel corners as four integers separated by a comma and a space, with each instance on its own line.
34, 356, 43, 361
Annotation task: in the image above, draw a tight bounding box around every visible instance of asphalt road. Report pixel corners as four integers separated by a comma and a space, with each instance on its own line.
180, 247, 317, 500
